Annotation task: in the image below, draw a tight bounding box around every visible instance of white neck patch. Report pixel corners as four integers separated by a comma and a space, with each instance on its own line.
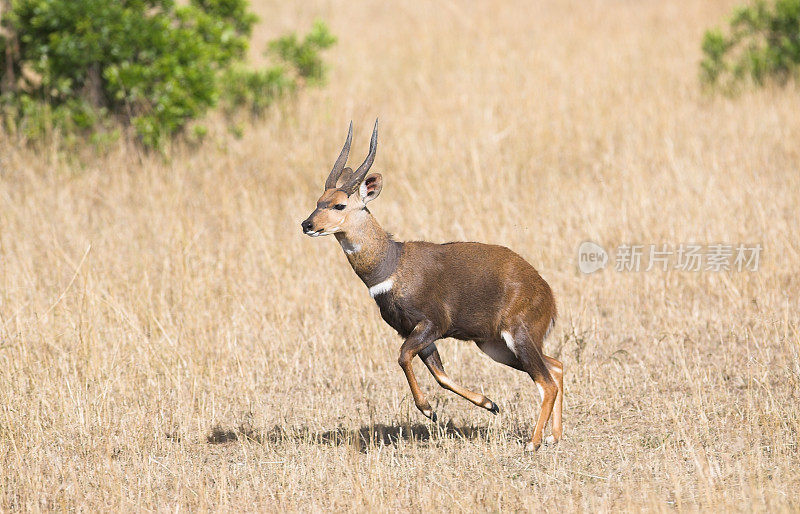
339, 239, 361, 254
368, 278, 394, 298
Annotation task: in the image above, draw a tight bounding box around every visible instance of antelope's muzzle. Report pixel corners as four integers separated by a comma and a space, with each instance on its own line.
301, 218, 314, 234
302, 216, 326, 237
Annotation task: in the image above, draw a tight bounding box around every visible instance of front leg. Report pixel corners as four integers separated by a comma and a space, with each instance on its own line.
420, 344, 500, 414
398, 320, 441, 421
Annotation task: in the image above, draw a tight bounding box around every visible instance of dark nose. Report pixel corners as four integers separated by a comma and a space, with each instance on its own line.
301, 219, 313, 233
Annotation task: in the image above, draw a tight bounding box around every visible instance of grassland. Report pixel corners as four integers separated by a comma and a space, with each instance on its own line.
1, 0, 799, 511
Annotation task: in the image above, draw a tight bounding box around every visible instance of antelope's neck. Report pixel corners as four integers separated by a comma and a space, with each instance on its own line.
335, 211, 401, 288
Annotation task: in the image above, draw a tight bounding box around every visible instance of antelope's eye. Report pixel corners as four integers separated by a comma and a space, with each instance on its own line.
333, 204, 346, 210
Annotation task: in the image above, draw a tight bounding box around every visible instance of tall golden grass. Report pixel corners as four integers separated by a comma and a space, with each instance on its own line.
1, 0, 799, 510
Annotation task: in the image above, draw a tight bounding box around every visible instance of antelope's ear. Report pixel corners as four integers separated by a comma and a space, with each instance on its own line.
359, 173, 383, 204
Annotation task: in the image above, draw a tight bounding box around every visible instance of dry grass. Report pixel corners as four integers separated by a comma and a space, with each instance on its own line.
2, 0, 799, 511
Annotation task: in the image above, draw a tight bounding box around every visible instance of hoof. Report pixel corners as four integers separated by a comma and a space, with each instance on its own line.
544, 435, 558, 445
524, 441, 541, 453
421, 408, 437, 422
487, 402, 500, 415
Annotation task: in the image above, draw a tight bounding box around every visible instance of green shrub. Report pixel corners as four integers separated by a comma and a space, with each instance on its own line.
0, 0, 334, 149
701, 0, 800, 90
268, 20, 338, 85
220, 21, 336, 114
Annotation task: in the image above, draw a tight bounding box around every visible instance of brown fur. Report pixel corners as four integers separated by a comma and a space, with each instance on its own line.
302, 123, 562, 451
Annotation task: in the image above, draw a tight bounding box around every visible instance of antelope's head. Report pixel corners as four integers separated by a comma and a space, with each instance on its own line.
302, 120, 383, 237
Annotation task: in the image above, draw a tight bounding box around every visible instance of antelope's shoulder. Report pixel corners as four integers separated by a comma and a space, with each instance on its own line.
392, 241, 448, 284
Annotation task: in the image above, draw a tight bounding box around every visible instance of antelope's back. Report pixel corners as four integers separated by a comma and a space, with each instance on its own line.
394, 241, 554, 339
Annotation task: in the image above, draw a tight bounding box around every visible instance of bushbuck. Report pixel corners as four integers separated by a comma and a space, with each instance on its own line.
301, 120, 562, 451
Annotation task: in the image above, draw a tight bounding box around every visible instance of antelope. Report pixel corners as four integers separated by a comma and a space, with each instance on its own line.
301, 120, 563, 451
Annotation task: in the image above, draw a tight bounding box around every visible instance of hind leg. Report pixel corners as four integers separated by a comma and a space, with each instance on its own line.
503, 326, 558, 452
524, 369, 557, 452
420, 344, 499, 414
543, 356, 563, 444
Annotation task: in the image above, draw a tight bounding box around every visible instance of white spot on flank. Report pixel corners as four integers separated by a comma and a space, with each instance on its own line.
368, 278, 393, 298
501, 330, 516, 356
543, 317, 555, 340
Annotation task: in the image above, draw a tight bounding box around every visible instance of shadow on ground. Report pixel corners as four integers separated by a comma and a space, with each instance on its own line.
205, 420, 517, 452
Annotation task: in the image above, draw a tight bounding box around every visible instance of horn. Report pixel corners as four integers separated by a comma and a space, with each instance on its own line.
324, 121, 353, 190
342, 118, 378, 194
